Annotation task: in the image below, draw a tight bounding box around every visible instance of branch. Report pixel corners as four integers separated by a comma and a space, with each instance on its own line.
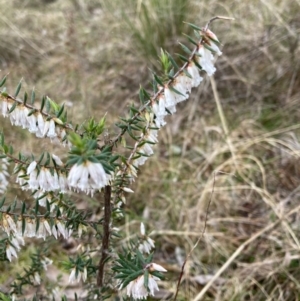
97, 185, 112, 287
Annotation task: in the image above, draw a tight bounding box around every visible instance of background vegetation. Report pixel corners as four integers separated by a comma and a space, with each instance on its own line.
0, 0, 300, 300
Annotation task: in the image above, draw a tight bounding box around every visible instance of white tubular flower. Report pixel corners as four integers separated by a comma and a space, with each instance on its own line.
1, 214, 17, 235
16, 169, 27, 188
68, 161, 109, 195
198, 29, 222, 77
10, 235, 24, 250
68, 267, 87, 283
28, 169, 39, 190
37, 168, 48, 191
133, 128, 158, 167
33, 272, 41, 285
164, 87, 177, 113
198, 44, 216, 76
6, 244, 18, 262
133, 156, 148, 167
82, 267, 88, 282
51, 224, 58, 239
47, 119, 57, 138
52, 154, 63, 166
36, 218, 52, 240
187, 62, 203, 88
36, 113, 45, 138
0, 158, 9, 194
176, 73, 193, 94
152, 94, 168, 128
42, 120, 50, 137
68, 268, 77, 283
140, 222, 146, 236
58, 173, 68, 193
164, 86, 177, 107
122, 187, 134, 193
126, 273, 163, 300
147, 262, 167, 272
24, 160, 67, 192
78, 223, 87, 238
43, 219, 52, 236
25, 219, 37, 237
27, 113, 38, 133
56, 220, 69, 239
1, 99, 8, 117
133, 143, 153, 167
127, 164, 138, 182
138, 222, 155, 254
172, 79, 189, 102
27, 161, 37, 175
41, 257, 53, 270
205, 29, 222, 55
139, 237, 155, 254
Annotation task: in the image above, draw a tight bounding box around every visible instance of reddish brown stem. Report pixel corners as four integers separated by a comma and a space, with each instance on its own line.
97, 185, 112, 287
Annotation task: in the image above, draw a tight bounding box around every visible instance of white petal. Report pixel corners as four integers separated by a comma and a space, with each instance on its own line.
27, 161, 37, 175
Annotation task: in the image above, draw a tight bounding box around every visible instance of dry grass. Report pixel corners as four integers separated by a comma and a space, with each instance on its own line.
0, 0, 300, 300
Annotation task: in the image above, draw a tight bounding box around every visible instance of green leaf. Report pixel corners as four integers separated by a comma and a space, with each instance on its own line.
22, 217, 26, 235
37, 152, 44, 165
144, 270, 149, 288
40, 95, 46, 111
56, 103, 65, 118
176, 53, 189, 63
14, 80, 22, 97
166, 52, 179, 70
139, 86, 145, 105
8, 101, 17, 113
0, 292, 12, 301
35, 199, 39, 215
184, 22, 202, 31
121, 270, 143, 288
23, 91, 28, 104
183, 33, 198, 46
169, 85, 186, 97
31, 89, 35, 104
179, 42, 192, 55
0, 75, 7, 88
153, 74, 164, 86
21, 202, 26, 214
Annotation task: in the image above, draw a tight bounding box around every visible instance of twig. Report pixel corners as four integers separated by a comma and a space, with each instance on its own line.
204, 16, 235, 31
173, 173, 216, 301
97, 185, 112, 287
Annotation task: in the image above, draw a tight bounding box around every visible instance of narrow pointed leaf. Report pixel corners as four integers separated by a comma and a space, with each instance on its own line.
14, 80, 22, 97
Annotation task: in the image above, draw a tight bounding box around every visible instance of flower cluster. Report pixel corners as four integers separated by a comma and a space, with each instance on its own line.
122, 29, 222, 180
0, 213, 72, 244
0, 158, 9, 194
0, 96, 68, 144
133, 129, 158, 167
126, 263, 167, 300
151, 29, 221, 130
6, 235, 24, 262
68, 160, 111, 195
34, 191, 59, 211
2, 215, 71, 260
20, 160, 68, 193
15, 156, 111, 196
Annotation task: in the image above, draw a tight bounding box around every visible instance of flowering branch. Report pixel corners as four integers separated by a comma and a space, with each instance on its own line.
0, 15, 233, 301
